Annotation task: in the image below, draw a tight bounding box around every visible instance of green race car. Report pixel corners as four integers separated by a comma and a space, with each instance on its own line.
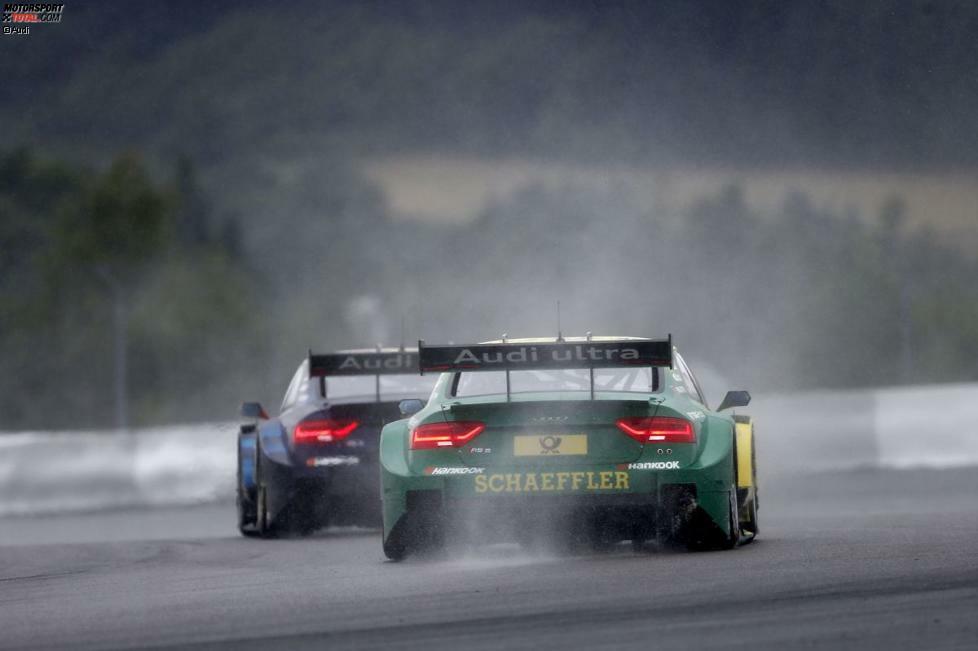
380, 336, 757, 560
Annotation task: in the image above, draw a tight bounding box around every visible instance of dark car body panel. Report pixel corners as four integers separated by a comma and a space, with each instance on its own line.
237, 350, 435, 535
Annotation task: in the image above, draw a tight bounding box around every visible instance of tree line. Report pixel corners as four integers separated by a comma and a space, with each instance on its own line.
2, 148, 977, 430
0, 149, 263, 429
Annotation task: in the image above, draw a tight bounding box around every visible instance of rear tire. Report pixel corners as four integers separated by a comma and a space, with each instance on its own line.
717, 486, 741, 550
383, 535, 408, 561
383, 516, 414, 561
237, 497, 260, 538
681, 486, 739, 551
717, 430, 744, 549
254, 445, 277, 539
383, 500, 447, 561
671, 443, 742, 551
256, 485, 274, 537
741, 491, 758, 540
236, 440, 259, 538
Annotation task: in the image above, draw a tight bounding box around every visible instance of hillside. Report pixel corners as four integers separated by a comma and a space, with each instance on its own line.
365, 155, 978, 250
4, 1, 978, 171
3, 1, 978, 428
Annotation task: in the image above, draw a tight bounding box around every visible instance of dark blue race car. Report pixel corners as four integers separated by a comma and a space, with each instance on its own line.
236, 348, 436, 537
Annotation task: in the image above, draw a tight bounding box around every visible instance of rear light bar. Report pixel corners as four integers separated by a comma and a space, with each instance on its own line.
616, 417, 695, 444
293, 419, 360, 445
410, 421, 485, 450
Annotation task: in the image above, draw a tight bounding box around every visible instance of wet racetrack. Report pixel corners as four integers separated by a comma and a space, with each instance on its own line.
1, 468, 976, 650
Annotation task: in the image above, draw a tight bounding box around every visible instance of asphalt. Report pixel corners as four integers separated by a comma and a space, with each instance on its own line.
0, 468, 976, 650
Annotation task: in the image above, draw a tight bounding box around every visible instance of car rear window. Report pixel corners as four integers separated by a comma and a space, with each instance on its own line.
326, 374, 438, 399
453, 367, 659, 398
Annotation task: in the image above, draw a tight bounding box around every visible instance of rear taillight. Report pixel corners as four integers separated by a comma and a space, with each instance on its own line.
293, 419, 359, 445
616, 417, 695, 444
410, 421, 485, 450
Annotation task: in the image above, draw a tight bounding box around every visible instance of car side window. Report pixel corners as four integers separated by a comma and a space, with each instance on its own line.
675, 353, 707, 407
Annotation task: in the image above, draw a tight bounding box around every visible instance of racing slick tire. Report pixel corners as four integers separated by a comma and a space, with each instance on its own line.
740, 493, 758, 541
680, 483, 740, 552
383, 515, 422, 561
715, 485, 741, 550
661, 441, 742, 551
383, 523, 446, 561
707, 430, 744, 550
255, 484, 276, 538
383, 495, 446, 561
237, 499, 260, 538
236, 439, 260, 538
254, 442, 277, 539
383, 533, 408, 562
253, 458, 324, 538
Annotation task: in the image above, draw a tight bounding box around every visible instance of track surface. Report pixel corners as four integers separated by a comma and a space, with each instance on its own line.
1, 469, 976, 650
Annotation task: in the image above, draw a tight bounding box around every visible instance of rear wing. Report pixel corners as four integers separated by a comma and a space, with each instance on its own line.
308, 350, 418, 400
309, 351, 417, 377
418, 338, 672, 374
418, 335, 672, 401
418, 337, 672, 400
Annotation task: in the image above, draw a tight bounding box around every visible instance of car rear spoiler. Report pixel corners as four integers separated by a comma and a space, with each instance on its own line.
308, 349, 418, 400
418, 337, 672, 400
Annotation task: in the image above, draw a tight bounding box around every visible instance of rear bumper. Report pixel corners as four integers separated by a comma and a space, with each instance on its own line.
380, 420, 737, 545
384, 484, 734, 547
382, 465, 734, 544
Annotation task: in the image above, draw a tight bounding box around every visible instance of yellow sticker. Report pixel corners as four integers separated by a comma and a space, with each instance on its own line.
513, 434, 587, 456
735, 422, 754, 488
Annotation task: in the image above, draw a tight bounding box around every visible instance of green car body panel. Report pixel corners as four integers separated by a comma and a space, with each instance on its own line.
379, 336, 756, 558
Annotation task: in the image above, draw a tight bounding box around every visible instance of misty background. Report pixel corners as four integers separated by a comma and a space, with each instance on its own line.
2, 0, 977, 430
